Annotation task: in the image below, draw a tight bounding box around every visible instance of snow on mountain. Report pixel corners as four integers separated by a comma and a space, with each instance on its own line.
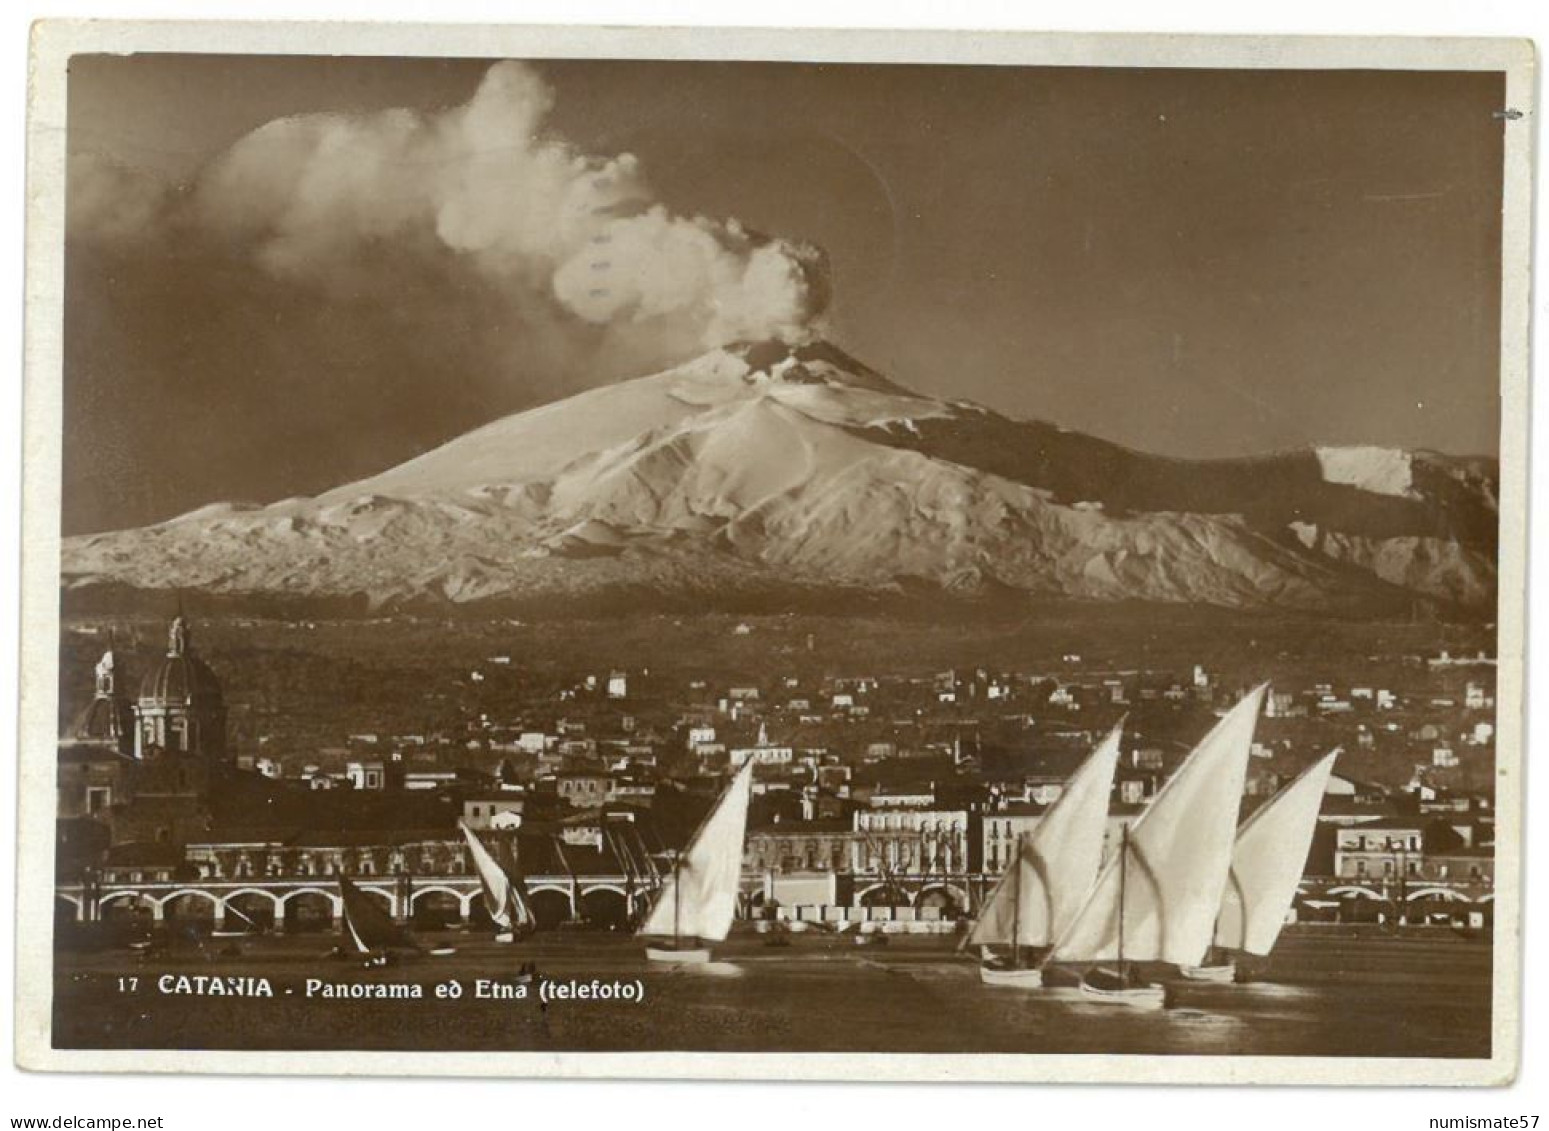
1315, 446, 1416, 499
61, 340, 1499, 617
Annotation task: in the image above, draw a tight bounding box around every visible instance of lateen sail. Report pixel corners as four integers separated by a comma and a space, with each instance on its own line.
461, 821, 536, 933
637, 760, 756, 943
338, 874, 414, 954
967, 722, 1124, 949
1048, 685, 1267, 968
1217, 748, 1340, 955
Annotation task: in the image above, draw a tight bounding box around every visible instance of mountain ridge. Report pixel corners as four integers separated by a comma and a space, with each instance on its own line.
61, 340, 1499, 619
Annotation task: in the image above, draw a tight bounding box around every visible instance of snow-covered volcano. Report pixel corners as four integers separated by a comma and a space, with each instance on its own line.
61, 340, 1499, 617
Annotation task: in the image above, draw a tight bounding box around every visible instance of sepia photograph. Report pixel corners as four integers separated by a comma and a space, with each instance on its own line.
16, 22, 1532, 1085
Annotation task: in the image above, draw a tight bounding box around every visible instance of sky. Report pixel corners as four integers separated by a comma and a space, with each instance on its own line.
62, 55, 1505, 534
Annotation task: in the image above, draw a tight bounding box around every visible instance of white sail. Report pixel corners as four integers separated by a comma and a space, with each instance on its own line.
1048, 685, 1267, 967
637, 760, 756, 943
460, 822, 534, 932
1217, 748, 1340, 956
967, 722, 1124, 949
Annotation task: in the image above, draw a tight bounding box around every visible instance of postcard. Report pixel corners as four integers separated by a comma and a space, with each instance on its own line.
17, 21, 1533, 1083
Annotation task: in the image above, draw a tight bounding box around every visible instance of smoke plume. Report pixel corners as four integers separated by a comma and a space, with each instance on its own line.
62, 61, 834, 532
186, 60, 830, 350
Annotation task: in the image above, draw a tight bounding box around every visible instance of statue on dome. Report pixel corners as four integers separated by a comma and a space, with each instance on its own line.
169, 614, 189, 656
93, 650, 115, 696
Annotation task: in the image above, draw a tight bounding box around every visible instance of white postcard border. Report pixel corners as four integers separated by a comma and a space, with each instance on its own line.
17, 20, 1536, 1085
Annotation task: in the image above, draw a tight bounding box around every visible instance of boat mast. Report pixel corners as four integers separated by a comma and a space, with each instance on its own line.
1118, 824, 1129, 981
672, 849, 682, 950
1011, 832, 1023, 968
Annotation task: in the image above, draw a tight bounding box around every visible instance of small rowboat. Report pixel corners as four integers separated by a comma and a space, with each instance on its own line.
644, 945, 711, 964
1178, 962, 1236, 983
1080, 967, 1167, 1010
979, 963, 1043, 988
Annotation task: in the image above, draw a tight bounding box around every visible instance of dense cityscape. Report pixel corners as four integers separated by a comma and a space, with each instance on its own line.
55, 611, 1497, 938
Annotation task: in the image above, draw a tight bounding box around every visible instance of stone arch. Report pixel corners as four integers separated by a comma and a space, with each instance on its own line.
579, 886, 629, 931
856, 884, 895, 909
155, 888, 222, 913
1328, 884, 1386, 925
409, 887, 465, 929
159, 891, 218, 939
408, 884, 468, 907
222, 889, 280, 933
277, 887, 344, 911
1327, 885, 1385, 901
527, 888, 574, 930
1406, 887, 1465, 902
55, 895, 82, 930
98, 890, 153, 914
525, 881, 571, 896
281, 889, 339, 933
97, 891, 157, 936
219, 886, 283, 910
914, 883, 966, 918
405, 886, 464, 910
466, 895, 499, 931
355, 886, 396, 917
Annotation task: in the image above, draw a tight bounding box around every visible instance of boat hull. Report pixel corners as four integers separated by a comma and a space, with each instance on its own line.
1178, 963, 1236, 983
1079, 968, 1167, 1009
979, 964, 1044, 988
645, 945, 712, 964
1079, 980, 1167, 1010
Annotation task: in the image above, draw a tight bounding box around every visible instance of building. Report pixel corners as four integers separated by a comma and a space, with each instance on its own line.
345, 760, 388, 790
553, 772, 615, 809
980, 805, 1145, 875
852, 808, 968, 874
183, 829, 468, 881
462, 793, 525, 830
980, 804, 1046, 873
745, 819, 855, 874
1333, 824, 1424, 880
729, 723, 795, 768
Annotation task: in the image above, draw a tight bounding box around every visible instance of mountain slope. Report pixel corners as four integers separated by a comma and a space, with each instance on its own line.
61, 340, 1499, 617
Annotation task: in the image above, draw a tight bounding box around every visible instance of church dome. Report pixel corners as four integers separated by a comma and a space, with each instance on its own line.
69, 693, 133, 745
138, 652, 225, 707
63, 642, 133, 752
137, 615, 224, 707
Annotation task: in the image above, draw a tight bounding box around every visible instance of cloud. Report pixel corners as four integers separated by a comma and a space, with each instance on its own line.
66, 152, 174, 246
176, 60, 830, 351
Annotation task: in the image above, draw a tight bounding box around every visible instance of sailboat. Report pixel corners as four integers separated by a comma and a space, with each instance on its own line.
337, 874, 419, 966
965, 722, 1123, 987
1178, 748, 1341, 983
1043, 685, 1268, 1009
637, 760, 756, 963
460, 821, 537, 943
